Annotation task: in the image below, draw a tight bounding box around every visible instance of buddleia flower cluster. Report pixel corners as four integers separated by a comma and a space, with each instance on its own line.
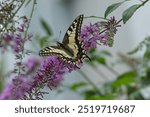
81, 16, 121, 52
0, 57, 77, 99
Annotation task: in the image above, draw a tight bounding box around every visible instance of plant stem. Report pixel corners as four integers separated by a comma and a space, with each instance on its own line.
105, 65, 119, 76
139, 0, 149, 7
18, 0, 36, 75
84, 16, 109, 20
79, 70, 101, 95
90, 62, 119, 81
24, 0, 36, 38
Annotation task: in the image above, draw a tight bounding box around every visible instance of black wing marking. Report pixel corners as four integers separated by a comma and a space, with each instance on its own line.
61, 15, 84, 59
39, 15, 88, 64
39, 46, 73, 61
62, 15, 83, 45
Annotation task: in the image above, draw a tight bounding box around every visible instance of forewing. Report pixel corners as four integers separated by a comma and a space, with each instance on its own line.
62, 15, 84, 58
39, 46, 73, 60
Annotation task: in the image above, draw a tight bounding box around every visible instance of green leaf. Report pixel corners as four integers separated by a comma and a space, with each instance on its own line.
144, 47, 150, 60
128, 47, 139, 55
99, 50, 112, 57
83, 90, 98, 97
105, 1, 125, 18
89, 48, 96, 55
122, 4, 139, 24
40, 18, 53, 36
94, 57, 106, 65
112, 71, 137, 89
38, 36, 49, 48
70, 82, 87, 91
128, 91, 144, 100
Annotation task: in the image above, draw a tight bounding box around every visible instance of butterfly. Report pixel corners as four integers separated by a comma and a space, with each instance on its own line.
39, 14, 90, 65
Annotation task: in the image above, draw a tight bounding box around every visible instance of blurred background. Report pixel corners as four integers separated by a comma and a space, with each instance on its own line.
1, 0, 150, 99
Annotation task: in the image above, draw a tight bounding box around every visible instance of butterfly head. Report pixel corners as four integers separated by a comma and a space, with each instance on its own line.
75, 50, 91, 64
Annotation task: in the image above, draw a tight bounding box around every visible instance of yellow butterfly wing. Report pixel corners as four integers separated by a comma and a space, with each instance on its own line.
39, 15, 88, 64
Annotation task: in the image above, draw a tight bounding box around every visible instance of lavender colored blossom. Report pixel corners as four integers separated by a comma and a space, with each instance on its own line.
80, 16, 120, 51
0, 56, 77, 99
0, 75, 33, 100
81, 22, 104, 51
0, 17, 29, 53
0, 57, 39, 100
24, 57, 40, 74
32, 56, 77, 91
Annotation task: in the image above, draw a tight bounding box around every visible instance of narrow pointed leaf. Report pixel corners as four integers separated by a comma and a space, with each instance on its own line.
105, 1, 125, 18
112, 71, 137, 89
70, 82, 87, 91
38, 36, 49, 48
122, 4, 139, 24
40, 19, 53, 36
95, 57, 106, 65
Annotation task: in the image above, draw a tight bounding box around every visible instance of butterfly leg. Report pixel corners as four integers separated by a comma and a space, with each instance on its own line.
85, 54, 91, 61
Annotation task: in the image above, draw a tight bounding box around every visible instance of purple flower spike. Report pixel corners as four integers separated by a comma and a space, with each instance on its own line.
0, 56, 77, 99
81, 16, 120, 51
33, 57, 77, 90
0, 75, 32, 100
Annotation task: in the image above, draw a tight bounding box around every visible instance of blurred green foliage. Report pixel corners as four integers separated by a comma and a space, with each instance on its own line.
68, 37, 150, 100
38, 0, 150, 100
